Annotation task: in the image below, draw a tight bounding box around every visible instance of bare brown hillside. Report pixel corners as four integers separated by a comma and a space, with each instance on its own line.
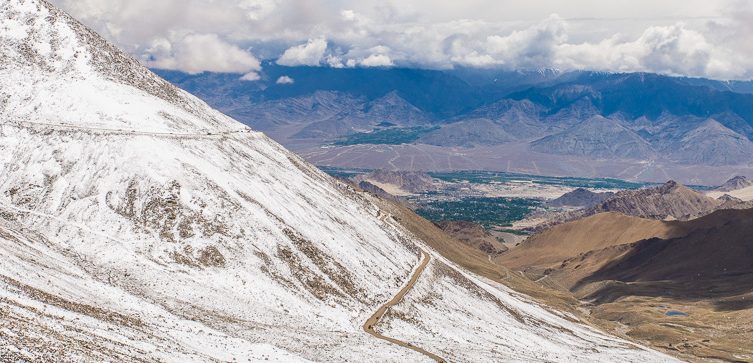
352, 169, 440, 194
588, 181, 721, 220
579, 208, 753, 298
500, 212, 684, 271
436, 220, 508, 256
369, 195, 586, 315
499, 209, 753, 362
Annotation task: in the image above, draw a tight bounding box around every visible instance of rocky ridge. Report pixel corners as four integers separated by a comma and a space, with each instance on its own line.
547, 188, 615, 208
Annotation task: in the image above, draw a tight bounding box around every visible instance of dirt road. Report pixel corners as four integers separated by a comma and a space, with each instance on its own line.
362, 250, 446, 362
6, 120, 255, 138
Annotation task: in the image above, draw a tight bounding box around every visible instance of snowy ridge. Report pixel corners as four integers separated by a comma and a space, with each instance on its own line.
0, 217, 314, 362
0, 0, 236, 133
0, 122, 424, 361
1, 0, 677, 361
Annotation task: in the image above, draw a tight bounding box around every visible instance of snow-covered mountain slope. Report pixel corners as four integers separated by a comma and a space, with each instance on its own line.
1, 1, 677, 361
0, 218, 315, 362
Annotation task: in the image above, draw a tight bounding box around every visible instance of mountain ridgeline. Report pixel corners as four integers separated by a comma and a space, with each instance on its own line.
157, 66, 753, 182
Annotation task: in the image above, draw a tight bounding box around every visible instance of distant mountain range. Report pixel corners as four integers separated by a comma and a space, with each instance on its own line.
156, 65, 753, 184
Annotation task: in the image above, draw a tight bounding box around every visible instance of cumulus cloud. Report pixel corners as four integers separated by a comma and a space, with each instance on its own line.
238, 0, 278, 21
332, 45, 395, 67
360, 54, 393, 67
145, 33, 261, 75
557, 24, 717, 77
277, 38, 328, 66
240, 72, 261, 81
276, 75, 294, 84
51, 0, 753, 79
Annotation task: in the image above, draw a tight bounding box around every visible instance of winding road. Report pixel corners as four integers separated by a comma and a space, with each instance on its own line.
4, 120, 256, 138
362, 250, 446, 363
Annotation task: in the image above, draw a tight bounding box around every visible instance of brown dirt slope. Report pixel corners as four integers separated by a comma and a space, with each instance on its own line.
372, 196, 584, 313
499, 208, 753, 362
581, 208, 753, 290
357, 176, 753, 361
436, 220, 508, 256
499, 212, 683, 270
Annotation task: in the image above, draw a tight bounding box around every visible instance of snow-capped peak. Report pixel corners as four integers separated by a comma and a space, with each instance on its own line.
1, 0, 239, 133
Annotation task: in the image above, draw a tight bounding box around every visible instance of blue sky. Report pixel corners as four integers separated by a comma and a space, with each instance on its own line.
52, 0, 753, 80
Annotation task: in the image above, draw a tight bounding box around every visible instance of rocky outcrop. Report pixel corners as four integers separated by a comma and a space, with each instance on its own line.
587, 181, 721, 220
716, 175, 753, 192
547, 188, 615, 208
528, 180, 746, 232
436, 221, 508, 255
357, 181, 400, 202
353, 169, 440, 194
716, 194, 753, 211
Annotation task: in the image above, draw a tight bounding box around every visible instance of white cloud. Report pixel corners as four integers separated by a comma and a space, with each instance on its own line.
325, 54, 346, 68
240, 72, 261, 81
51, 0, 753, 79
238, 0, 278, 21
360, 54, 393, 67
479, 14, 568, 68
144, 33, 261, 74
276, 75, 294, 84
277, 38, 328, 66
556, 24, 735, 78
338, 45, 394, 67
340, 9, 359, 22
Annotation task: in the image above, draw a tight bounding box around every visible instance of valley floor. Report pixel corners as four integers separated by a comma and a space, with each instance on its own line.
296, 142, 753, 186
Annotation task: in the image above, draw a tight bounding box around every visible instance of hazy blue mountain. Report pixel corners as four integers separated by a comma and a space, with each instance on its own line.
156, 66, 753, 173
675, 77, 753, 94
531, 116, 655, 160
418, 118, 515, 147
157, 63, 482, 118
665, 119, 753, 165
508, 72, 753, 139
155, 65, 580, 120
716, 176, 753, 192
157, 67, 753, 130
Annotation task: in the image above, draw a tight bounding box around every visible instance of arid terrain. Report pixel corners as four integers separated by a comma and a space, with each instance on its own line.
496, 209, 753, 362
348, 173, 753, 362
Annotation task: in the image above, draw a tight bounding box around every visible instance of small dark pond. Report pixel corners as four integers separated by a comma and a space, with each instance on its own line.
665, 310, 689, 317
